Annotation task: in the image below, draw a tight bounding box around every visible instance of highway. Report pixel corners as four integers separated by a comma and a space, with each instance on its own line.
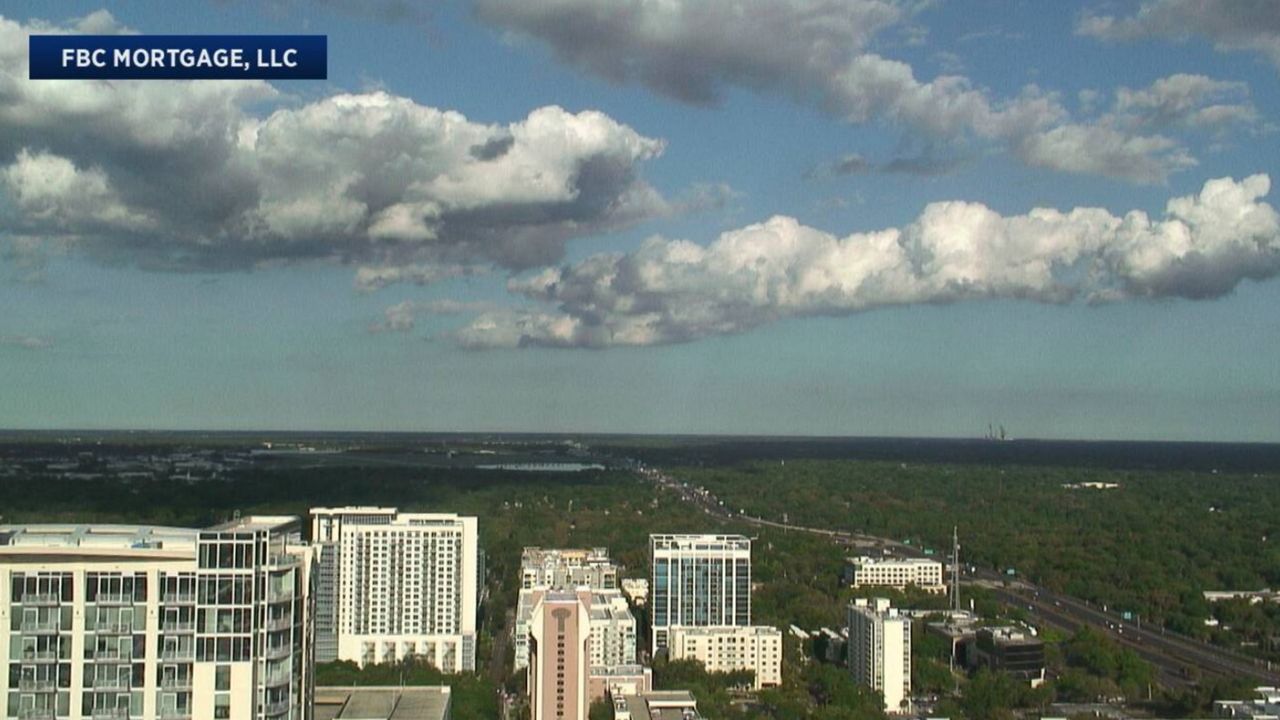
639, 465, 1280, 688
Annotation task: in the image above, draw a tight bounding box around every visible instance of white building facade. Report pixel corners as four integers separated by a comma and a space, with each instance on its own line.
309, 508, 478, 672
844, 556, 945, 593
666, 626, 782, 689
0, 517, 314, 720
847, 598, 911, 714
649, 535, 751, 650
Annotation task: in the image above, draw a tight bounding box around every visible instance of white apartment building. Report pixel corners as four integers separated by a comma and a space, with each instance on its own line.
520, 549, 618, 591
0, 517, 314, 720
844, 556, 945, 593
847, 598, 911, 714
666, 626, 782, 689
514, 548, 633, 673
650, 535, 751, 650
309, 508, 478, 672
586, 592, 636, 669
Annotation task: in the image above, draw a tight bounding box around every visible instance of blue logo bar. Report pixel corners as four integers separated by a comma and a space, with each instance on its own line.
29, 35, 327, 80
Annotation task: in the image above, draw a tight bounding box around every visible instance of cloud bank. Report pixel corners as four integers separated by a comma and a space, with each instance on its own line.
456, 175, 1280, 348
0, 12, 668, 284
1079, 0, 1280, 70
475, 0, 1232, 184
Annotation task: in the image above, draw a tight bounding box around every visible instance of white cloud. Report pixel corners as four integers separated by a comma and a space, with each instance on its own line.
0, 12, 669, 283
1112, 74, 1257, 130
369, 298, 504, 333
476, 0, 1202, 183
459, 174, 1280, 348
1079, 0, 1280, 70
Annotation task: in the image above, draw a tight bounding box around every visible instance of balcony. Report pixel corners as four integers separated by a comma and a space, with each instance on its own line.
93, 593, 134, 606
162, 592, 196, 604
262, 671, 292, 688
266, 589, 294, 604
19, 621, 61, 635
161, 621, 195, 634
19, 593, 61, 606
19, 650, 60, 663
160, 677, 193, 691
90, 676, 131, 692
90, 649, 131, 663
91, 710, 131, 720
263, 700, 292, 717
160, 648, 194, 662
264, 644, 292, 661
94, 622, 134, 635
17, 678, 56, 692
17, 709, 55, 720
265, 616, 293, 632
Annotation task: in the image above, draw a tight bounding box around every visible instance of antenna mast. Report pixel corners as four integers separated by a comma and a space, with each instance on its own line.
951, 525, 960, 613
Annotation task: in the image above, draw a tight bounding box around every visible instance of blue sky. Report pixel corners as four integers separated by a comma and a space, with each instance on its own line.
1, 0, 1278, 440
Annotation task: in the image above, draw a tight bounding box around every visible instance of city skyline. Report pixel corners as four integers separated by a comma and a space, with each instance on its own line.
1, 2, 1279, 441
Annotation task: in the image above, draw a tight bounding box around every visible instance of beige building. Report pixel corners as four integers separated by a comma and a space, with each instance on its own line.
848, 598, 911, 714
843, 556, 945, 593
0, 517, 314, 720
309, 508, 479, 672
527, 591, 591, 720
666, 626, 782, 689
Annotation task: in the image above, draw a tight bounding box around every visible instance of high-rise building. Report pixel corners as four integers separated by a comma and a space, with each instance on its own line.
0, 517, 315, 720
527, 590, 591, 720
666, 626, 782, 689
309, 508, 479, 673
847, 598, 911, 714
649, 535, 751, 650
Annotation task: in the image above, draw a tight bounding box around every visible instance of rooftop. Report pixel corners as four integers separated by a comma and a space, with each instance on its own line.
0, 524, 198, 551
206, 515, 300, 533
314, 686, 451, 720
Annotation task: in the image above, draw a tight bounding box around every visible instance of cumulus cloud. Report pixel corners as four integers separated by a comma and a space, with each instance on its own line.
0, 12, 670, 284
457, 175, 1280, 348
1112, 74, 1257, 130
1079, 0, 1280, 69
476, 0, 1202, 183
369, 298, 504, 333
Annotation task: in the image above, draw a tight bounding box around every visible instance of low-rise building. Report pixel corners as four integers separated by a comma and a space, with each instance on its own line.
621, 578, 649, 607
666, 625, 783, 689
613, 690, 706, 720
968, 627, 1046, 687
843, 556, 945, 593
1214, 686, 1280, 718
314, 686, 451, 720
588, 664, 652, 702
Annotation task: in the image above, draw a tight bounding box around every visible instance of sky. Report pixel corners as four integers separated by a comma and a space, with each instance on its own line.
1, 0, 1278, 441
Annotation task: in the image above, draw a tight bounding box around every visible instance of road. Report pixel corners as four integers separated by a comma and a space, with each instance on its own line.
639, 465, 1280, 688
